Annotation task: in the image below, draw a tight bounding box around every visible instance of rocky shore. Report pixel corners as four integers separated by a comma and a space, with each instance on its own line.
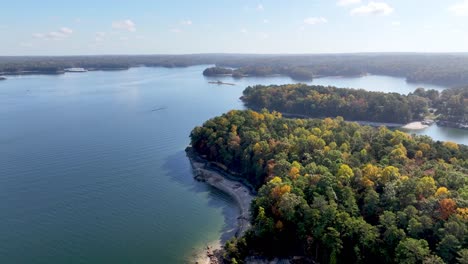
185, 146, 254, 264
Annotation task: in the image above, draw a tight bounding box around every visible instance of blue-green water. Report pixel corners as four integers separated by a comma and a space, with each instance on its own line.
0, 66, 466, 264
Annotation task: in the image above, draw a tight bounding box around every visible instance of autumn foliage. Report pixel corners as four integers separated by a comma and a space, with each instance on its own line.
190, 110, 468, 264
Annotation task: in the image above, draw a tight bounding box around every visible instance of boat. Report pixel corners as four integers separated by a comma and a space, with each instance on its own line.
65, 68, 87, 72
208, 80, 235, 86
422, 120, 434, 125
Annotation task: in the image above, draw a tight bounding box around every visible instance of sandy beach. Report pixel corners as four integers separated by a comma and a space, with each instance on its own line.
186, 147, 254, 264
402, 121, 429, 130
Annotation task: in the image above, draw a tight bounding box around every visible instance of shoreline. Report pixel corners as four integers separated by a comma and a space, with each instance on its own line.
401, 121, 429, 130
247, 109, 405, 128
185, 146, 254, 264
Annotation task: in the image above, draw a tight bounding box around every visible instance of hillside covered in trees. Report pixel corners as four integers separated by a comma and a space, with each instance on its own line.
190, 110, 468, 264
241, 84, 467, 127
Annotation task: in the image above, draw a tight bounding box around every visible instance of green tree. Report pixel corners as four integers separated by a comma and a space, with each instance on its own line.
395, 238, 431, 264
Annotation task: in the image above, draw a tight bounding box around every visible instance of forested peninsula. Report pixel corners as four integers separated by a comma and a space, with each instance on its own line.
190, 109, 468, 264
241, 84, 468, 128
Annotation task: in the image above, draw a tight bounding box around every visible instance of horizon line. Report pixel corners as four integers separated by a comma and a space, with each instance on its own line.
2, 51, 468, 58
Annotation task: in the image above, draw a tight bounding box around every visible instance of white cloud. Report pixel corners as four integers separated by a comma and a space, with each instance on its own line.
304, 17, 328, 25
448, 0, 468, 16
257, 4, 264, 11
112, 19, 136, 32
32, 27, 73, 40
47, 31, 64, 39
391, 21, 401, 26
337, 0, 361, 6
180, 20, 192, 26
351, 2, 394, 16
263, 19, 269, 23
240, 28, 248, 34
60, 27, 73, 34
170, 28, 181, 33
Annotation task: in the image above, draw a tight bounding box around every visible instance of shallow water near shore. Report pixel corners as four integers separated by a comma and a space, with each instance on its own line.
0, 66, 465, 263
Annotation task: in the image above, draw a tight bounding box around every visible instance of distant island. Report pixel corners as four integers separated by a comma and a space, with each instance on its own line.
190, 109, 468, 264
241, 84, 467, 129
4, 53, 468, 86
0, 76, 6, 81
203, 66, 315, 81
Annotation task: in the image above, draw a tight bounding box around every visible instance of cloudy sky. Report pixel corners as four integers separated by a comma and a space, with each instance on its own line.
2, 0, 468, 55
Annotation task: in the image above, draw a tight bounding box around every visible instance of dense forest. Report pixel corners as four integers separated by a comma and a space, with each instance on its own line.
241, 84, 467, 126
190, 110, 468, 264
241, 84, 429, 124
3, 53, 468, 86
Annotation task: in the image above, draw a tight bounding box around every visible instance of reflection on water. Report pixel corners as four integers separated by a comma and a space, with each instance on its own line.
403, 125, 467, 145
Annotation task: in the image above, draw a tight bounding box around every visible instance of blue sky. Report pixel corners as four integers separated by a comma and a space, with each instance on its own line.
2, 0, 468, 55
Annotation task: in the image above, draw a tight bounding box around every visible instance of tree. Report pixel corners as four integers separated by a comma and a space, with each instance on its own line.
422, 255, 445, 264
337, 164, 354, 184
395, 238, 431, 264
438, 198, 457, 220
363, 189, 380, 220
457, 249, 468, 264
437, 234, 461, 263
416, 176, 437, 198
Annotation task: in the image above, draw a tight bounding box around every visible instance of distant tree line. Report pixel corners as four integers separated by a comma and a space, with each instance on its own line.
190, 109, 468, 264
4, 53, 468, 86
202, 53, 468, 86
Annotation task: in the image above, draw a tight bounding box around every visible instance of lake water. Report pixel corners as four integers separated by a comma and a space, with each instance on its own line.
0, 66, 466, 264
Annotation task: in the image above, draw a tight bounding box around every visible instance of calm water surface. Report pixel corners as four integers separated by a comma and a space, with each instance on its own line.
0, 66, 465, 263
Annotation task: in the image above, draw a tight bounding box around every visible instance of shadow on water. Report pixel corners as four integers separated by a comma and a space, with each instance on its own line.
162, 150, 240, 243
